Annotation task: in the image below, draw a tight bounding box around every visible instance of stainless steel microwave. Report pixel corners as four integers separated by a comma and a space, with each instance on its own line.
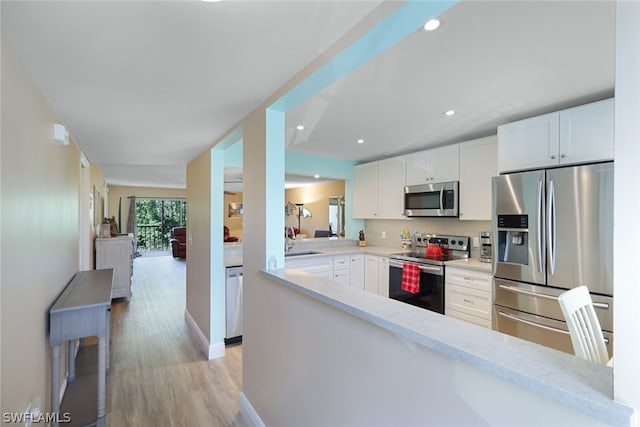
404, 181, 459, 217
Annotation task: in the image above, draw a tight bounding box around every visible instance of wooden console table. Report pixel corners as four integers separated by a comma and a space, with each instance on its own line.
49, 269, 113, 427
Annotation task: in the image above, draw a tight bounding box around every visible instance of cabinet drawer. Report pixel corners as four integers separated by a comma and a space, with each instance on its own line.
446, 308, 492, 329
446, 267, 491, 292
446, 284, 492, 320
333, 255, 350, 269
286, 256, 332, 274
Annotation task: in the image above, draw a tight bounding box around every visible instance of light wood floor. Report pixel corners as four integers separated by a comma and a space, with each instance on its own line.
61, 256, 247, 427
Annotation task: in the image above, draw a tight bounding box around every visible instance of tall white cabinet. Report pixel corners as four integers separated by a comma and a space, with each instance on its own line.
95, 235, 134, 299
459, 135, 497, 221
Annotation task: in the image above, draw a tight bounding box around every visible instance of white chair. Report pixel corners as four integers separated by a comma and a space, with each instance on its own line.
558, 286, 609, 364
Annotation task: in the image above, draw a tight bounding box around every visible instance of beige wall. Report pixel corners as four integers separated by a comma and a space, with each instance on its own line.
285, 180, 344, 237
223, 191, 243, 239
1, 35, 81, 416
185, 150, 212, 342
107, 185, 187, 234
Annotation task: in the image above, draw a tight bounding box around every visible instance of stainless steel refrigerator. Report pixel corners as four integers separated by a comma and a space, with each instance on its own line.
492, 162, 614, 356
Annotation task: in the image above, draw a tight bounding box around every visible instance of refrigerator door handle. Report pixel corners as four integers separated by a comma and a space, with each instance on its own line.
548, 180, 556, 275
537, 180, 544, 273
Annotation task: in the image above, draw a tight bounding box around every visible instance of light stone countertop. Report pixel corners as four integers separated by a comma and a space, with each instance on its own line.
262, 268, 634, 427
223, 243, 405, 268
445, 257, 493, 274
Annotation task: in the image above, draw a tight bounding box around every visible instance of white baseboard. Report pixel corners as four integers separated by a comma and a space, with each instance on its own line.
184, 310, 225, 360
240, 393, 265, 427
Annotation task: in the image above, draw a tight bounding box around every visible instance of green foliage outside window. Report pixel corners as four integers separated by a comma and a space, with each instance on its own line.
135, 199, 186, 251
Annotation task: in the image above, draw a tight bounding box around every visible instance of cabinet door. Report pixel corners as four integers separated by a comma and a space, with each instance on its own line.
459, 136, 497, 221
353, 162, 378, 218
96, 237, 133, 299
364, 255, 380, 294
497, 112, 559, 173
378, 257, 389, 297
349, 254, 364, 289
405, 151, 429, 186
333, 269, 350, 286
377, 156, 406, 219
559, 98, 614, 165
285, 256, 333, 276
406, 145, 459, 185
430, 144, 460, 183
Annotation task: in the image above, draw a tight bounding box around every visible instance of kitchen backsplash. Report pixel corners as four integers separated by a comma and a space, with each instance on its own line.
364, 218, 492, 259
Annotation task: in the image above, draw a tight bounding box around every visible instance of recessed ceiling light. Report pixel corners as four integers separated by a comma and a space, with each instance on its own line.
314, 174, 320, 179
296, 125, 305, 130
357, 139, 365, 144
444, 110, 456, 116
423, 19, 440, 31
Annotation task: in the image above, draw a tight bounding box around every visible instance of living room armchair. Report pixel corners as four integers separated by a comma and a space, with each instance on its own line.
170, 227, 187, 258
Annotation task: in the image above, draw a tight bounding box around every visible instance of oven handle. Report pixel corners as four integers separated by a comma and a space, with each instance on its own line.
497, 311, 610, 345
389, 259, 443, 275
498, 284, 609, 310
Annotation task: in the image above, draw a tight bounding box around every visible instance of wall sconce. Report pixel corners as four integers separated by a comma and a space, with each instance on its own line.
53, 123, 69, 145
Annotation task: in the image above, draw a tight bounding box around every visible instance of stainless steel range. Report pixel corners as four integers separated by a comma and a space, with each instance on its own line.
389, 234, 470, 314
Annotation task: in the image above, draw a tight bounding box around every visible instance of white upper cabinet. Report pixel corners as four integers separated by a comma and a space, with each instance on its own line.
353, 156, 406, 219
497, 112, 559, 172
559, 98, 614, 165
353, 161, 378, 218
377, 156, 406, 219
406, 144, 460, 186
459, 135, 497, 221
498, 98, 614, 173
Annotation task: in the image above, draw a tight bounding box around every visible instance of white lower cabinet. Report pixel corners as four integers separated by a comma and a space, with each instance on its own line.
333, 255, 351, 286
364, 254, 390, 297
364, 255, 380, 294
378, 257, 389, 298
285, 256, 333, 280
286, 252, 388, 294
349, 254, 364, 289
445, 266, 492, 328
95, 235, 134, 299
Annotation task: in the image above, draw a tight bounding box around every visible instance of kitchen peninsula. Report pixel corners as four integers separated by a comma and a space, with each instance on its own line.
261, 267, 633, 426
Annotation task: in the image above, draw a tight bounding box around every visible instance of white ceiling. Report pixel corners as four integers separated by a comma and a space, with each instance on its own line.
286, 0, 615, 162
2, 1, 615, 189
1, 0, 382, 188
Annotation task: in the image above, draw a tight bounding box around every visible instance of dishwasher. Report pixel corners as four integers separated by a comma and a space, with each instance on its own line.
225, 266, 243, 344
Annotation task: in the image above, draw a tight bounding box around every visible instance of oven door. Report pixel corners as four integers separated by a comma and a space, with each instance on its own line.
388, 259, 444, 314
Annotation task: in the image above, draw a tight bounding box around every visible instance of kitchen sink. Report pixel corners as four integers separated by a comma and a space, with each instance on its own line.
285, 251, 322, 257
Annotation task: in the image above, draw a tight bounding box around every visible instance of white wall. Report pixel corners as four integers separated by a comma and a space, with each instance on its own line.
614, 0, 640, 413
250, 275, 608, 427
1, 35, 81, 416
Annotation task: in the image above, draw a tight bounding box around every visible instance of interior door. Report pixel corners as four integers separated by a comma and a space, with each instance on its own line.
546, 163, 613, 295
